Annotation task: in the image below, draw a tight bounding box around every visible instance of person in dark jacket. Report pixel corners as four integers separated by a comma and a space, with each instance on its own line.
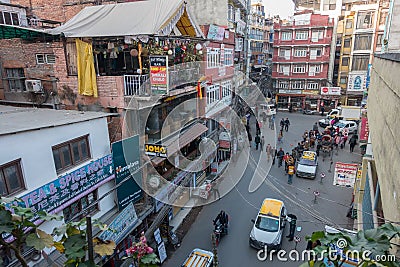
284, 118, 290, 132
286, 214, 297, 241
277, 148, 285, 167
255, 134, 261, 150
280, 119, 285, 131
349, 134, 357, 152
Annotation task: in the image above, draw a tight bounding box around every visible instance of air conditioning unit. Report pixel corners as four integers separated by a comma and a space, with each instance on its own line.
25, 80, 43, 92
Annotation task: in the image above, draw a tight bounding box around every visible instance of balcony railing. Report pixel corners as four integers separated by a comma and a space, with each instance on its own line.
274, 38, 332, 46
124, 74, 149, 96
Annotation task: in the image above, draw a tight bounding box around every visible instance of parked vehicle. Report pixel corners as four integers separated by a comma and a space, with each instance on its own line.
249, 198, 287, 250
296, 151, 318, 179
333, 120, 358, 134
259, 103, 277, 120
318, 106, 361, 127
181, 248, 214, 267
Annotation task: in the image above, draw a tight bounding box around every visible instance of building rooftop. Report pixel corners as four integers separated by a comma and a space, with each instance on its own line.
0, 106, 111, 136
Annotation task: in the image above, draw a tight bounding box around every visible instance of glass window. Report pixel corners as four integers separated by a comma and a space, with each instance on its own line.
11, 13, 19, 26
352, 55, 370, 71
307, 82, 319, 89
295, 31, 308, 40
3, 12, 12, 25
63, 191, 99, 222
292, 80, 304, 89
36, 54, 45, 64
345, 19, 353, 29
255, 216, 279, 232
52, 135, 91, 173
207, 48, 220, 68
5, 68, 25, 92
340, 76, 348, 84
344, 38, 351, 48
379, 10, 388, 27
0, 159, 25, 196
354, 35, 372, 50
293, 65, 306, 73
294, 48, 307, 57
342, 57, 349, 66
281, 31, 292, 41
376, 34, 384, 46
356, 11, 375, 29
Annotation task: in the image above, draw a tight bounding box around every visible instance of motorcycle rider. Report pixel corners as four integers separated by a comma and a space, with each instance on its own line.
213, 210, 229, 234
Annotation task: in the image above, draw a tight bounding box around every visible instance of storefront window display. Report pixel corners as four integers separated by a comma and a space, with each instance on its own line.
290, 97, 303, 110
277, 96, 289, 109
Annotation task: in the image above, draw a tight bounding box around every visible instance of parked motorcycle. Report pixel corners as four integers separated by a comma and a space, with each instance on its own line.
169, 230, 180, 250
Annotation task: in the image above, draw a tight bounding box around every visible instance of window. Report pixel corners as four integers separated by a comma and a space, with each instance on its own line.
352, 55, 370, 71
228, 4, 234, 21
345, 19, 353, 29
5, 68, 25, 92
281, 31, 292, 41
340, 76, 348, 84
293, 65, 306, 73
309, 48, 322, 59
221, 80, 232, 98
0, 159, 25, 196
356, 11, 375, 29
63, 190, 98, 222
0, 11, 20, 26
379, 10, 388, 27
52, 135, 91, 173
207, 48, 220, 68
279, 65, 290, 75
291, 80, 304, 89
66, 42, 78, 75
342, 57, 349, 66
206, 84, 220, 105
311, 30, 324, 42
224, 49, 233, 66
307, 82, 319, 89
279, 49, 291, 59
235, 38, 243, 51
295, 31, 308, 40
36, 54, 56, 64
294, 48, 307, 57
344, 38, 351, 48
278, 80, 289, 89
376, 34, 384, 46
354, 35, 372, 50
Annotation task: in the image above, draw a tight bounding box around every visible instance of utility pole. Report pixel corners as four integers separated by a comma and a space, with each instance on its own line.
244, 0, 252, 83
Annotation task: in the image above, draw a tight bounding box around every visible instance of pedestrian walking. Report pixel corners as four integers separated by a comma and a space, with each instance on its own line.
280, 118, 285, 132
283, 152, 290, 172
313, 122, 319, 132
272, 147, 277, 165
211, 180, 220, 200
287, 165, 295, 184
260, 136, 265, 150
277, 131, 283, 144
256, 121, 261, 135
248, 132, 252, 148
255, 134, 261, 150
349, 135, 357, 152
277, 148, 285, 168
286, 214, 297, 241
266, 143, 272, 161
284, 118, 290, 132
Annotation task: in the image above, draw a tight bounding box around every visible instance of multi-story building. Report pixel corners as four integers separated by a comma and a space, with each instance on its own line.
336, 0, 390, 106
272, 11, 335, 111
250, 1, 266, 66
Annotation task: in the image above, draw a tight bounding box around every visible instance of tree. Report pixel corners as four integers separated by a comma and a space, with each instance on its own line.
0, 198, 116, 267
300, 223, 400, 267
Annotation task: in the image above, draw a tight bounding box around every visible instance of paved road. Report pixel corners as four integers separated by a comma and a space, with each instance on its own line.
163, 112, 362, 266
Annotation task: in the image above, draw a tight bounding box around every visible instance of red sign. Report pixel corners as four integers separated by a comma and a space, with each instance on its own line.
219, 140, 230, 149
360, 117, 369, 141
333, 162, 358, 187
150, 56, 169, 94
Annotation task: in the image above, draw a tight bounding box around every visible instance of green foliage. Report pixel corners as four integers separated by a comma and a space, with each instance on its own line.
302, 224, 400, 267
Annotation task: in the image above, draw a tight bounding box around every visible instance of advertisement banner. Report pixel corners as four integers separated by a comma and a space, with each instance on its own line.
359, 117, 369, 142
333, 162, 358, 187
320, 87, 341, 96
207, 24, 225, 41
98, 202, 140, 244
112, 135, 142, 211
150, 56, 169, 94
145, 144, 167, 158
347, 73, 366, 92
366, 64, 372, 89
278, 89, 302, 94
14, 155, 114, 215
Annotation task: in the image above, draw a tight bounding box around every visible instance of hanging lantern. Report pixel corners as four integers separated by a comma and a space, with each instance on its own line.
198, 50, 203, 55
195, 43, 202, 50
130, 49, 138, 57
182, 45, 187, 51
137, 69, 142, 74
168, 49, 173, 55
163, 45, 169, 51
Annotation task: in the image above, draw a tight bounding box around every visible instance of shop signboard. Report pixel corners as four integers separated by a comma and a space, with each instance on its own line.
278, 89, 302, 94
158, 241, 168, 263
359, 117, 369, 142
207, 24, 225, 41
320, 87, 341, 96
366, 64, 372, 89
333, 162, 358, 187
14, 155, 114, 217
347, 73, 366, 92
150, 55, 169, 94
98, 202, 140, 244
302, 89, 319, 95
145, 144, 167, 157
154, 228, 162, 244
219, 131, 231, 150
112, 135, 142, 211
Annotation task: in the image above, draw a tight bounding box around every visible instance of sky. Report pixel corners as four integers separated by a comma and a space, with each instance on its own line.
262, 0, 295, 19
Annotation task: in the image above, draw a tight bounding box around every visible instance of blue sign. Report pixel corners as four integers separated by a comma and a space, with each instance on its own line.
98, 202, 139, 244
353, 76, 362, 90
366, 64, 372, 88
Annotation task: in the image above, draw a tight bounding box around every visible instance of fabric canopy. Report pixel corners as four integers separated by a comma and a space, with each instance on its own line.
48, 0, 204, 38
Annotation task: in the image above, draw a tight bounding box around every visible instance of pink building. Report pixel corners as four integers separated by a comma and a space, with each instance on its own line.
272, 11, 336, 111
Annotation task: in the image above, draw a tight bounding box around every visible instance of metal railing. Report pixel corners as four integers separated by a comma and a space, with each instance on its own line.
123, 74, 149, 96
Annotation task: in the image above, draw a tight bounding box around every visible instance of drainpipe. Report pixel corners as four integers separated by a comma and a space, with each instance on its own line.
373, 182, 380, 211
382, 0, 395, 52
244, 0, 252, 83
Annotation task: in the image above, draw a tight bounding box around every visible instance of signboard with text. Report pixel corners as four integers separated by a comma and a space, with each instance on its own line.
333, 162, 358, 187
150, 56, 169, 94
360, 117, 369, 142
15, 155, 114, 215
348, 73, 367, 92
112, 135, 142, 211
98, 202, 140, 244
145, 144, 167, 158
320, 87, 341, 96
207, 24, 225, 41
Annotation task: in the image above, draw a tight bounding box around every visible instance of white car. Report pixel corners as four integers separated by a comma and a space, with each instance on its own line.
296, 151, 318, 179
333, 120, 358, 134
249, 198, 287, 251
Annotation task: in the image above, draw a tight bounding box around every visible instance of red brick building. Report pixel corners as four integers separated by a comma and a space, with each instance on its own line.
272, 11, 336, 111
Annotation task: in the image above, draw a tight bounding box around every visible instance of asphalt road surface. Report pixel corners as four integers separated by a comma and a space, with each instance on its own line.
163, 111, 362, 267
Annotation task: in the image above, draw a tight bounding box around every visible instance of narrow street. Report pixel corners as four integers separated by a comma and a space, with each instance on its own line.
163, 112, 362, 266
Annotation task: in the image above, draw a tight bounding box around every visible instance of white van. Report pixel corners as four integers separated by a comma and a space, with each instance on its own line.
259, 103, 276, 118
181, 248, 214, 267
